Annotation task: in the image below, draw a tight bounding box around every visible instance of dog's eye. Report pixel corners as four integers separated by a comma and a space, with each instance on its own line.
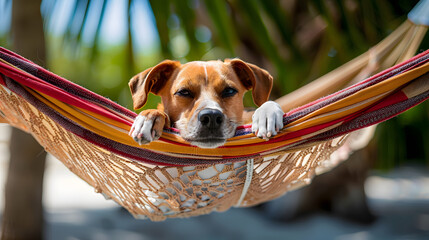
221, 87, 238, 98
175, 89, 193, 98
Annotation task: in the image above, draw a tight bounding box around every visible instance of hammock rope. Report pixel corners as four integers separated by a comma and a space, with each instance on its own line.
0, 4, 428, 220
1, 46, 428, 166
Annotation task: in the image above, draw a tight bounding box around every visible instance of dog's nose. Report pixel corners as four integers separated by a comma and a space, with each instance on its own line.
198, 109, 224, 129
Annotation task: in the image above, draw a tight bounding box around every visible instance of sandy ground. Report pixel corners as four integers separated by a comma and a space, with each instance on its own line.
1, 124, 429, 240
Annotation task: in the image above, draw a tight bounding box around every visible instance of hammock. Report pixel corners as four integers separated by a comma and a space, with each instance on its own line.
0, 5, 428, 221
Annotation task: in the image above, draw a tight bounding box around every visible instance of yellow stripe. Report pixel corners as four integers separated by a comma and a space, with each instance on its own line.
21, 60, 429, 157
286, 62, 429, 128
283, 91, 389, 133
28, 88, 134, 144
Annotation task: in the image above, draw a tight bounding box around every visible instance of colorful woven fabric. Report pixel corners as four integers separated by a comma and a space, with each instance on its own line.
0, 47, 428, 166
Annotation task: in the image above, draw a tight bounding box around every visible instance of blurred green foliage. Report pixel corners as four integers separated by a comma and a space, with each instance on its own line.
0, 0, 428, 168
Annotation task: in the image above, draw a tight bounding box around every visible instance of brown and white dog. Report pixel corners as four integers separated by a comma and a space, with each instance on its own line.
128, 59, 284, 148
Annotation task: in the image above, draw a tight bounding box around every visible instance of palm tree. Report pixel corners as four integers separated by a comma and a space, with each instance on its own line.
1, 1, 47, 239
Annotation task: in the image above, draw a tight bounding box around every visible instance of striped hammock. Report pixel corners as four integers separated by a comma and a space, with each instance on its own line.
1, 45, 428, 166
0, 11, 428, 220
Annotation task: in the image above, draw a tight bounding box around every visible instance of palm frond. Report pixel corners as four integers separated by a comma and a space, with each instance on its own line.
149, 0, 173, 59
203, 0, 237, 54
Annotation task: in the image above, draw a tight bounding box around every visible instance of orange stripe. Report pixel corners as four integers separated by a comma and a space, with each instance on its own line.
22, 61, 429, 157
285, 62, 429, 128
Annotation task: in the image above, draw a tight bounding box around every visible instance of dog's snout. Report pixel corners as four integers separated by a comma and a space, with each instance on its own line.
198, 109, 224, 129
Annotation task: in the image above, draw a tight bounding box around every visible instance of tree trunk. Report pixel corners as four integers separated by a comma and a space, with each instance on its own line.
1, 0, 47, 239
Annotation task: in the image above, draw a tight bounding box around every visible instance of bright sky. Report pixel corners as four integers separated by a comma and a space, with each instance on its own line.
0, 0, 159, 53
0, 0, 11, 34
50, 0, 159, 52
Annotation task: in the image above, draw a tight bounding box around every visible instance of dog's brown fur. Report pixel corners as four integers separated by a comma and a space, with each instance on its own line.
129, 59, 274, 148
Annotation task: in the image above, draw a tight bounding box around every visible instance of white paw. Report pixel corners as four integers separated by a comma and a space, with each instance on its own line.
252, 101, 284, 140
129, 115, 158, 145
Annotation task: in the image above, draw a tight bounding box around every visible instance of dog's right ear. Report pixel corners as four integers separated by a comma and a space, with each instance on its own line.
129, 60, 180, 110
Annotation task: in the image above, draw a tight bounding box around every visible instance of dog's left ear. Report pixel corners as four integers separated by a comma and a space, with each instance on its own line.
129, 60, 181, 109
227, 59, 273, 106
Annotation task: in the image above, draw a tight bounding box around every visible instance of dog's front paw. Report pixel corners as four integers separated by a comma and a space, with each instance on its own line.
252, 101, 284, 140
129, 110, 167, 145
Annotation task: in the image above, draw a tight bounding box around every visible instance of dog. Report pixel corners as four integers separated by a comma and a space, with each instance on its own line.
128, 59, 284, 148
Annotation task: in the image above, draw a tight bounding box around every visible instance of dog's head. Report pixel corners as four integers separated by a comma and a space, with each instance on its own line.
129, 59, 273, 148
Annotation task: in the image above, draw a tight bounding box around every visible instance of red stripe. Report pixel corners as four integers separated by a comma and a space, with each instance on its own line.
0, 47, 33, 63
239, 90, 411, 149
0, 62, 133, 126
301, 91, 429, 148
288, 50, 429, 115
364, 90, 409, 112
35, 66, 136, 117
0, 47, 136, 119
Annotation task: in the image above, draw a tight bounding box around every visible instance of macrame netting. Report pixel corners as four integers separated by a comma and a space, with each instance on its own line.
0, 9, 429, 220
0, 82, 350, 220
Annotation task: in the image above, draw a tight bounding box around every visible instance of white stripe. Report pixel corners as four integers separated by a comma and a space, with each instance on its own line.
235, 158, 254, 207
203, 64, 208, 84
